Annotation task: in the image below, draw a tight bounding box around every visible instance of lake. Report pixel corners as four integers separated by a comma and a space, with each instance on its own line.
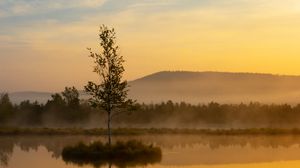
2, 134, 300, 168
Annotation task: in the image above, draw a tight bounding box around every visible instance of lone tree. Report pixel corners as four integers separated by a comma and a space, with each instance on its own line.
85, 25, 133, 145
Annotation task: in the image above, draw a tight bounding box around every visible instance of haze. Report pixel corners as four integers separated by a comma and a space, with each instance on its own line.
2, 0, 300, 92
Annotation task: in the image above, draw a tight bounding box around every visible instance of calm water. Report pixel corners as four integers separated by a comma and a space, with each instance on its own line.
2, 134, 300, 168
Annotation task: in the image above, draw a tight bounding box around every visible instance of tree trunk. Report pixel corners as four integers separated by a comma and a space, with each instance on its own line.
107, 111, 112, 146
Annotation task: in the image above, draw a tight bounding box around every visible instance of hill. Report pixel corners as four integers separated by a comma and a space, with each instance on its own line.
8, 71, 300, 104
9, 91, 52, 104
9, 91, 89, 104
128, 71, 300, 104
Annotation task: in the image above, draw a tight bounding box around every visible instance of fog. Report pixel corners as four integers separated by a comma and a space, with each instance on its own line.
9, 71, 300, 105
4, 71, 300, 128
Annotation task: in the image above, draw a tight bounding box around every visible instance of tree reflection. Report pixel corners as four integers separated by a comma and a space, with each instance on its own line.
0, 152, 9, 167
62, 140, 162, 168
0, 136, 14, 167
64, 155, 161, 168
3, 134, 300, 166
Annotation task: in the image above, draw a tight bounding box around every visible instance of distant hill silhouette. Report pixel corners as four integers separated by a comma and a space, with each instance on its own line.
128, 71, 300, 104
9, 91, 52, 104
9, 91, 89, 104
8, 71, 300, 104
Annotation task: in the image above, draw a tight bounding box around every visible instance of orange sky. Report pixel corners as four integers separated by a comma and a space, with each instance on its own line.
1, 0, 300, 91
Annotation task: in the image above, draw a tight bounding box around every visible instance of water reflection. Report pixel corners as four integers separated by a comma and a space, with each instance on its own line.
2, 135, 300, 167
62, 140, 162, 168
63, 153, 161, 168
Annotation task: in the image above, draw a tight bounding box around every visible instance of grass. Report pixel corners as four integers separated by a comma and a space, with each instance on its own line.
62, 140, 162, 167
3, 127, 300, 135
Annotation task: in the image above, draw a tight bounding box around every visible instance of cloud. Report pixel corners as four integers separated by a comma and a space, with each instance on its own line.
3, 0, 300, 51
47, 0, 107, 9
0, 9, 5, 17
10, 2, 32, 15
126, 0, 176, 8
0, 0, 107, 17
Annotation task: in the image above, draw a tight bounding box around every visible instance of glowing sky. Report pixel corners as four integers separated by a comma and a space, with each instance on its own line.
1, 0, 300, 92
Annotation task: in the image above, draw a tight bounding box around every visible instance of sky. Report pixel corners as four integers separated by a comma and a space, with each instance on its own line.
1, 0, 300, 92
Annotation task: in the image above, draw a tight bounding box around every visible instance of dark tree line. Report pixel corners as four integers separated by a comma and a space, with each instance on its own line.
122, 101, 300, 128
0, 87, 94, 127
2, 92, 300, 128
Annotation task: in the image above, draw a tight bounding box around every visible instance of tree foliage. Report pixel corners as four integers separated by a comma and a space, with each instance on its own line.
45, 87, 88, 125
84, 25, 133, 145
0, 93, 14, 124
62, 86, 80, 109
85, 25, 132, 111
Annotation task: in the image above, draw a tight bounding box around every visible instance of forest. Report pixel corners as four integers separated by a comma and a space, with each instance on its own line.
2, 87, 300, 128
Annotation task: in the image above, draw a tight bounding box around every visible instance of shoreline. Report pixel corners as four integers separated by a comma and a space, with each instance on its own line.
2, 127, 300, 136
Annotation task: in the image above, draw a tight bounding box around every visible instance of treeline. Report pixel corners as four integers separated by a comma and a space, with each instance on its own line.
2, 89, 300, 128
0, 87, 96, 127
128, 101, 300, 128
